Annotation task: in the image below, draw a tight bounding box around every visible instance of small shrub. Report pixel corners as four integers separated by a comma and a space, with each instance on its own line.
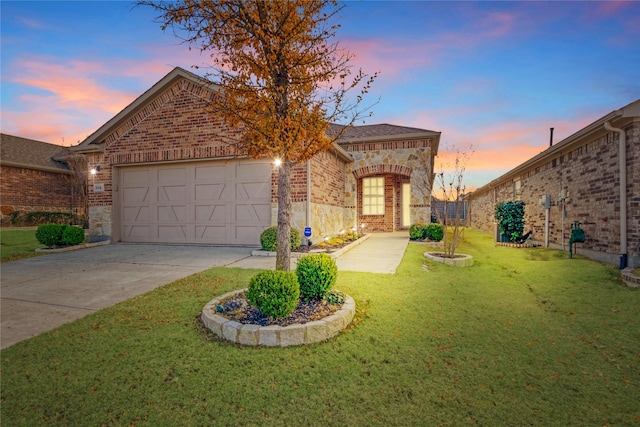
246, 270, 300, 319
409, 223, 428, 240
35, 224, 67, 248
61, 226, 85, 246
425, 223, 444, 241
296, 253, 338, 301
260, 226, 302, 251
324, 289, 345, 304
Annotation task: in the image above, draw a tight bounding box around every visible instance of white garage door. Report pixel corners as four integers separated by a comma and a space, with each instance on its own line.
119, 160, 271, 245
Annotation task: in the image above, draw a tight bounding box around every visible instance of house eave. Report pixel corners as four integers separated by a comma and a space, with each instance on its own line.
0, 160, 71, 174
337, 131, 441, 145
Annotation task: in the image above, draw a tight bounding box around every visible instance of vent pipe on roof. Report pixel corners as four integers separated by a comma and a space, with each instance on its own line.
549, 127, 554, 147
604, 121, 627, 269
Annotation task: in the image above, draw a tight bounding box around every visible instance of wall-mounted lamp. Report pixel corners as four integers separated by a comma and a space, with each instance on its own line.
90, 165, 101, 175
273, 158, 282, 167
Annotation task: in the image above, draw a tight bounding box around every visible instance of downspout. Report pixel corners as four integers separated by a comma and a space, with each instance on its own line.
306, 160, 311, 243
604, 121, 627, 269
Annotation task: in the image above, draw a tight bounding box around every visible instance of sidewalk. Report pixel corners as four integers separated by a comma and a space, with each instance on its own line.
228, 232, 409, 274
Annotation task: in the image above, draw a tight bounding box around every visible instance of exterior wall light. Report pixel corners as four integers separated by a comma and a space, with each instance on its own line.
90, 165, 101, 175
274, 158, 282, 167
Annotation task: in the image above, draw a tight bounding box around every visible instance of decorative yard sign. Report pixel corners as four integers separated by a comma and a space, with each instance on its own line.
304, 227, 312, 238
93, 183, 105, 193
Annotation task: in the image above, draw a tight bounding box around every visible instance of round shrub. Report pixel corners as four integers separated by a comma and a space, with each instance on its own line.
409, 223, 427, 240
35, 224, 66, 248
296, 253, 338, 301
425, 223, 444, 241
260, 226, 302, 251
246, 270, 300, 319
61, 226, 85, 246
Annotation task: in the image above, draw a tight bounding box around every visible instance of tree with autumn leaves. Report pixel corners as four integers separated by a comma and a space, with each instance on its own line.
140, 0, 376, 270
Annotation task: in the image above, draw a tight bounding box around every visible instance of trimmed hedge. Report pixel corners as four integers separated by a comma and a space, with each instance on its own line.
35, 224, 85, 248
246, 270, 300, 319
260, 226, 302, 251
296, 253, 338, 301
409, 223, 443, 242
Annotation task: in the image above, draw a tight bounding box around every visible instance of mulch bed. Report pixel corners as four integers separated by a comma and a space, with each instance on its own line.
216, 292, 342, 327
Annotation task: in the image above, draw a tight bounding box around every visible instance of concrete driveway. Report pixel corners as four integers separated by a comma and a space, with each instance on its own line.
1, 233, 409, 349
0, 244, 255, 349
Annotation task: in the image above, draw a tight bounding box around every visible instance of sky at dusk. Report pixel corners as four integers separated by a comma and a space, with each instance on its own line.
1, 0, 639, 190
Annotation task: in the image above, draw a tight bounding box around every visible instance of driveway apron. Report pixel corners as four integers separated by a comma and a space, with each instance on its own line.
1, 244, 253, 349
1, 232, 409, 349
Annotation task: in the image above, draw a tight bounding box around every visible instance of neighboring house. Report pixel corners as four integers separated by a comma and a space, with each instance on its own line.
467, 99, 640, 269
0, 133, 75, 225
72, 67, 440, 245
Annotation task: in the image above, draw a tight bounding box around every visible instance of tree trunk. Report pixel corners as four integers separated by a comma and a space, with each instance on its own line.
276, 161, 292, 271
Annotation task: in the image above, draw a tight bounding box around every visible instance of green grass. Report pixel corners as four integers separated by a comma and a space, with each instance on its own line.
1, 229, 638, 426
0, 227, 45, 262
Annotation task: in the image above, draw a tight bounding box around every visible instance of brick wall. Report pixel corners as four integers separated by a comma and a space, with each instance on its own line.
0, 165, 73, 223
469, 120, 640, 267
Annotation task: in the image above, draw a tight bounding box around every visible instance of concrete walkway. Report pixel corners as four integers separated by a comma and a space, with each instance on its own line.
0, 232, 408, 349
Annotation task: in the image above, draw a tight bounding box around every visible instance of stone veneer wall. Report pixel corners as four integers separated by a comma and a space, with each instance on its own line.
468, 121, 639, 268
342, 140, 434, 231
0, 165, 73, 224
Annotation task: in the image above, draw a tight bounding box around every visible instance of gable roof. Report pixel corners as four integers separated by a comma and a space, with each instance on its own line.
72, 67, 219, 153
0, 133, 70, 174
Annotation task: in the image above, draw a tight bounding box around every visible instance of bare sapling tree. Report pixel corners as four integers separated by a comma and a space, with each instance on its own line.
64, 153, 89, 224
139, 0, 377, 270
435, 147, 473, 257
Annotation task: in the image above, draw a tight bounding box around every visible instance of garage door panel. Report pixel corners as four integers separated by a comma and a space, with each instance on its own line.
195, 204, 225, 222
120, 160, 271, 245
123, 206, 149, 222
158, 225, 187, 240
195, 183, 225, 201
123, 225, 151, 240
158, 185, 186, 202
158, 205, 186, 222
122, 187, 149, 203
195, 225, 227, 240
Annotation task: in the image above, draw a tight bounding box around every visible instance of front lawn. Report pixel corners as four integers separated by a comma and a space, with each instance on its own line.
0, 227, 45, 262
1, 229, 638, 425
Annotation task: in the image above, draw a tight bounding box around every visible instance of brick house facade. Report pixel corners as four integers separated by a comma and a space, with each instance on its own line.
0, 134, 77, 224
73, 67, 440, 244
467, 99, 640, 268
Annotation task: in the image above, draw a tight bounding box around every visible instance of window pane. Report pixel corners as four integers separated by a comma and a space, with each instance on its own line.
363, 177, 384, 215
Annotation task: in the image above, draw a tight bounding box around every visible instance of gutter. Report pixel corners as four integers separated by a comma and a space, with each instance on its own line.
604, 121, 627, 269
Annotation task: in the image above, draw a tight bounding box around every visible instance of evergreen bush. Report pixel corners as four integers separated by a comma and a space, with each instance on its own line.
35, 224, 67, 248
425, 223, 444, 241
260, 226, 302, 251
246, 271, 300, 319
296, 253, 338, 301
409, 223, 427, 240
61, 226, 85, 246
495, 201, 526, 242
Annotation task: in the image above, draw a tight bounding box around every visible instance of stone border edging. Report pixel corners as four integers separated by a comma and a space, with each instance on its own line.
251, 233, 372, 259
201, 289, 356, 346
424, 252, 474, 267
621, 268, 640, 288
35, 239, 111, 253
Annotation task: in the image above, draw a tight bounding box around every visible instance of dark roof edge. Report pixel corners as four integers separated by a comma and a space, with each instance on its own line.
1, 160, 71, 174
337, 130, 441, 144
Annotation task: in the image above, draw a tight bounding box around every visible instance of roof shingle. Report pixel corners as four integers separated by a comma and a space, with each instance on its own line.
0, 133, 70, 172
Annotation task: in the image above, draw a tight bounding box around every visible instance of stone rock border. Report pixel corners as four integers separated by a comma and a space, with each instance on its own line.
424, 252, 474, 267
621, 268, 640, 288
35, 239, 111, 253
201, 289, 356, 346
251, 233, 372, 259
